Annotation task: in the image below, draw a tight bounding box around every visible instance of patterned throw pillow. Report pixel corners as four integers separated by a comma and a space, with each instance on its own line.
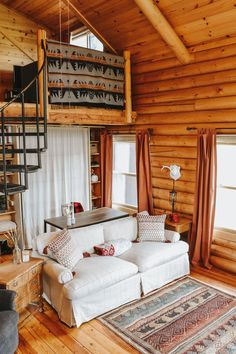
48, 229, 83, 270
94, 239, 132, 256
137, 214, 166, 242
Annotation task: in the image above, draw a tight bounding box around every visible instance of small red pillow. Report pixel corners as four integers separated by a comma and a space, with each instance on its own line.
94, 244, 115, 256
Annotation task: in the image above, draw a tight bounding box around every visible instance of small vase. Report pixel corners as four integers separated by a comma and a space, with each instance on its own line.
13, 244, 22, 264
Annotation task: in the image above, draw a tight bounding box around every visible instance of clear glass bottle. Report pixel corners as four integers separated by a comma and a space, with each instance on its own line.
12, 243, 22, 264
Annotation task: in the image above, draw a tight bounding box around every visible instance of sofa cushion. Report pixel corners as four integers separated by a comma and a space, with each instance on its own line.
63, 256, 138, 300
119, 241, 189, 272
103, 217, 137, 242
69, 224, 104, 253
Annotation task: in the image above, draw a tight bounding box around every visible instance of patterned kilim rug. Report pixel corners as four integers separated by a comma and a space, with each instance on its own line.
99, 277, 236, 353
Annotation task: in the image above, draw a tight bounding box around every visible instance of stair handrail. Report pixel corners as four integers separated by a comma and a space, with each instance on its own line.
0, 41, 47, 113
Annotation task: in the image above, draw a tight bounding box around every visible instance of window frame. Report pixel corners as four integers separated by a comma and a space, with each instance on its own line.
214, 135, 236, 234
112, 135, 137, 211
70, 29, 104, 51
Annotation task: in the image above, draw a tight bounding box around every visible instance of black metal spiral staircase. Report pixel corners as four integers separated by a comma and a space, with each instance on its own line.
0, 41, 48, 208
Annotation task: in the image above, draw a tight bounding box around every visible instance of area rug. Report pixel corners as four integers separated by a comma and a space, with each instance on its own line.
99, 277, 236, 353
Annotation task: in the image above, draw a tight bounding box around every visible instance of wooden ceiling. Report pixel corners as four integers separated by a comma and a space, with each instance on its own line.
1, 0, 236, 61
0, 0, 83, 37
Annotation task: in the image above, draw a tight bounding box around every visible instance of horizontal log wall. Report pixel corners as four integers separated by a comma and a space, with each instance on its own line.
210, 229, 236, 274
132, 36, 236, 217
150, 132, 196, 216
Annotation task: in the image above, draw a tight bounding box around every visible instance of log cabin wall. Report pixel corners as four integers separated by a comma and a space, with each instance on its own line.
131, 36, 236, 218
2, 0, 236, 219
57, 0, 236, 219
0, 3, 52, 100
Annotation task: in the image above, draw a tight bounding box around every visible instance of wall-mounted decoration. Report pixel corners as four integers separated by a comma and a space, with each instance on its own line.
47, 40, 124, 109
162, 165, 181, 218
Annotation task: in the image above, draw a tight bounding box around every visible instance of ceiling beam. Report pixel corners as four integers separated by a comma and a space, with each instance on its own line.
62, 0, 118, 54
133, 0, 193, 64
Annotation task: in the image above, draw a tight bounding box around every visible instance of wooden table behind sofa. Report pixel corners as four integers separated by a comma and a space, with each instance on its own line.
44, 207, 129, 232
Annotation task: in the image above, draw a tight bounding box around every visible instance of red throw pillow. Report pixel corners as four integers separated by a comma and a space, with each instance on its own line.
94, 244, 115, 256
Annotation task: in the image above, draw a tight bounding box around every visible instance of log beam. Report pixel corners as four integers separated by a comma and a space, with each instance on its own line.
133, 0, 193, 65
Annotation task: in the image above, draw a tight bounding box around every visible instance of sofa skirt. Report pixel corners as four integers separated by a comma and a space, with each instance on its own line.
43, 273, 141, 327
140, 253, 190, 295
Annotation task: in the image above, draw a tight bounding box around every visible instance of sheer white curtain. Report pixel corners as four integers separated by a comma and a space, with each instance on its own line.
21, 126, 90, 248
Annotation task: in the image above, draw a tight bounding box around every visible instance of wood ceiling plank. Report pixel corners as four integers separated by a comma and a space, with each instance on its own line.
2, 0, 29, 11
179, 19, 236, 45
177, 8, 236, 35
21, 0, 58, 16
1, 0, 236, 61
25, 1, 60, 16
158, 0, 216, 15
190, 36, 236, 52
169, 0, 236, 27
0, 3, 54, 37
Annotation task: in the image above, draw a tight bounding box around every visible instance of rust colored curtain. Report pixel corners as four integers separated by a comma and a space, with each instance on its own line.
136, 131, 153, 214
189, 129, 217, 269
100, 131, 113, 208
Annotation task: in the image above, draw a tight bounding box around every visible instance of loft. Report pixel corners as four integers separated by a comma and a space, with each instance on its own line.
1, 29, 136, 126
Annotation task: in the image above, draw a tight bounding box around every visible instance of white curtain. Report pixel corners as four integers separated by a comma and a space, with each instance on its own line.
21, 126, 90, 248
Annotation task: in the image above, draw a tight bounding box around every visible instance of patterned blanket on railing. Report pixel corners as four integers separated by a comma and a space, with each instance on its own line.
47, 40, 124, 109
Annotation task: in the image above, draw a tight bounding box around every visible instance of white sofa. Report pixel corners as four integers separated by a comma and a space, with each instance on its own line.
37, 216, 189, 327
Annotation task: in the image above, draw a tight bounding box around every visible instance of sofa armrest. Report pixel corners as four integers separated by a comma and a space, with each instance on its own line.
164, 229, 180, 243
43, 261, 74, 284
0, 290, 17, 311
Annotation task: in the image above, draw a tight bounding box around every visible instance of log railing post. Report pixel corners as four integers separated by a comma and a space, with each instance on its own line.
37, 29, 48, 118
124, 50, 132, 124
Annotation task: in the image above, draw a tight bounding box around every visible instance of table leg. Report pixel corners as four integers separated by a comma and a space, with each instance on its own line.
44, 221, 47, 233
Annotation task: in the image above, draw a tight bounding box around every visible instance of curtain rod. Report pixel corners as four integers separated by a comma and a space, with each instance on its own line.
10, 124, 105, 128
110, 128, 153, 135
187, 127, 236, 131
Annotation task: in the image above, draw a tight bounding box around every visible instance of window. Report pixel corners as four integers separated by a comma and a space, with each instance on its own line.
112, 135, 137, 209
70, 30, 104, 51
214, 135, 236, 232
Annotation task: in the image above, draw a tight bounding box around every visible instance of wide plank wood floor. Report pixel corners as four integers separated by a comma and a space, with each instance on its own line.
16, 269, 236, 354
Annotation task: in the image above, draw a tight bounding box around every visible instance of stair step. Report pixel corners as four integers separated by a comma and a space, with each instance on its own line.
0, 148, 46, 154
0, 118, 46, 125
0, 165, 40, 173
0, 183, 26, 194
1, 132, 45, 137
1, 117, 45, 122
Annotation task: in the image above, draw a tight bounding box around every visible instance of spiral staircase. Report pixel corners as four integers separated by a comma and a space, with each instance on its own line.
0, 41, 48, 209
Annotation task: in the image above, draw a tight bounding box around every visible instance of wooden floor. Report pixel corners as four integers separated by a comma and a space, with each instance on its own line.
16, 269, 236, 354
